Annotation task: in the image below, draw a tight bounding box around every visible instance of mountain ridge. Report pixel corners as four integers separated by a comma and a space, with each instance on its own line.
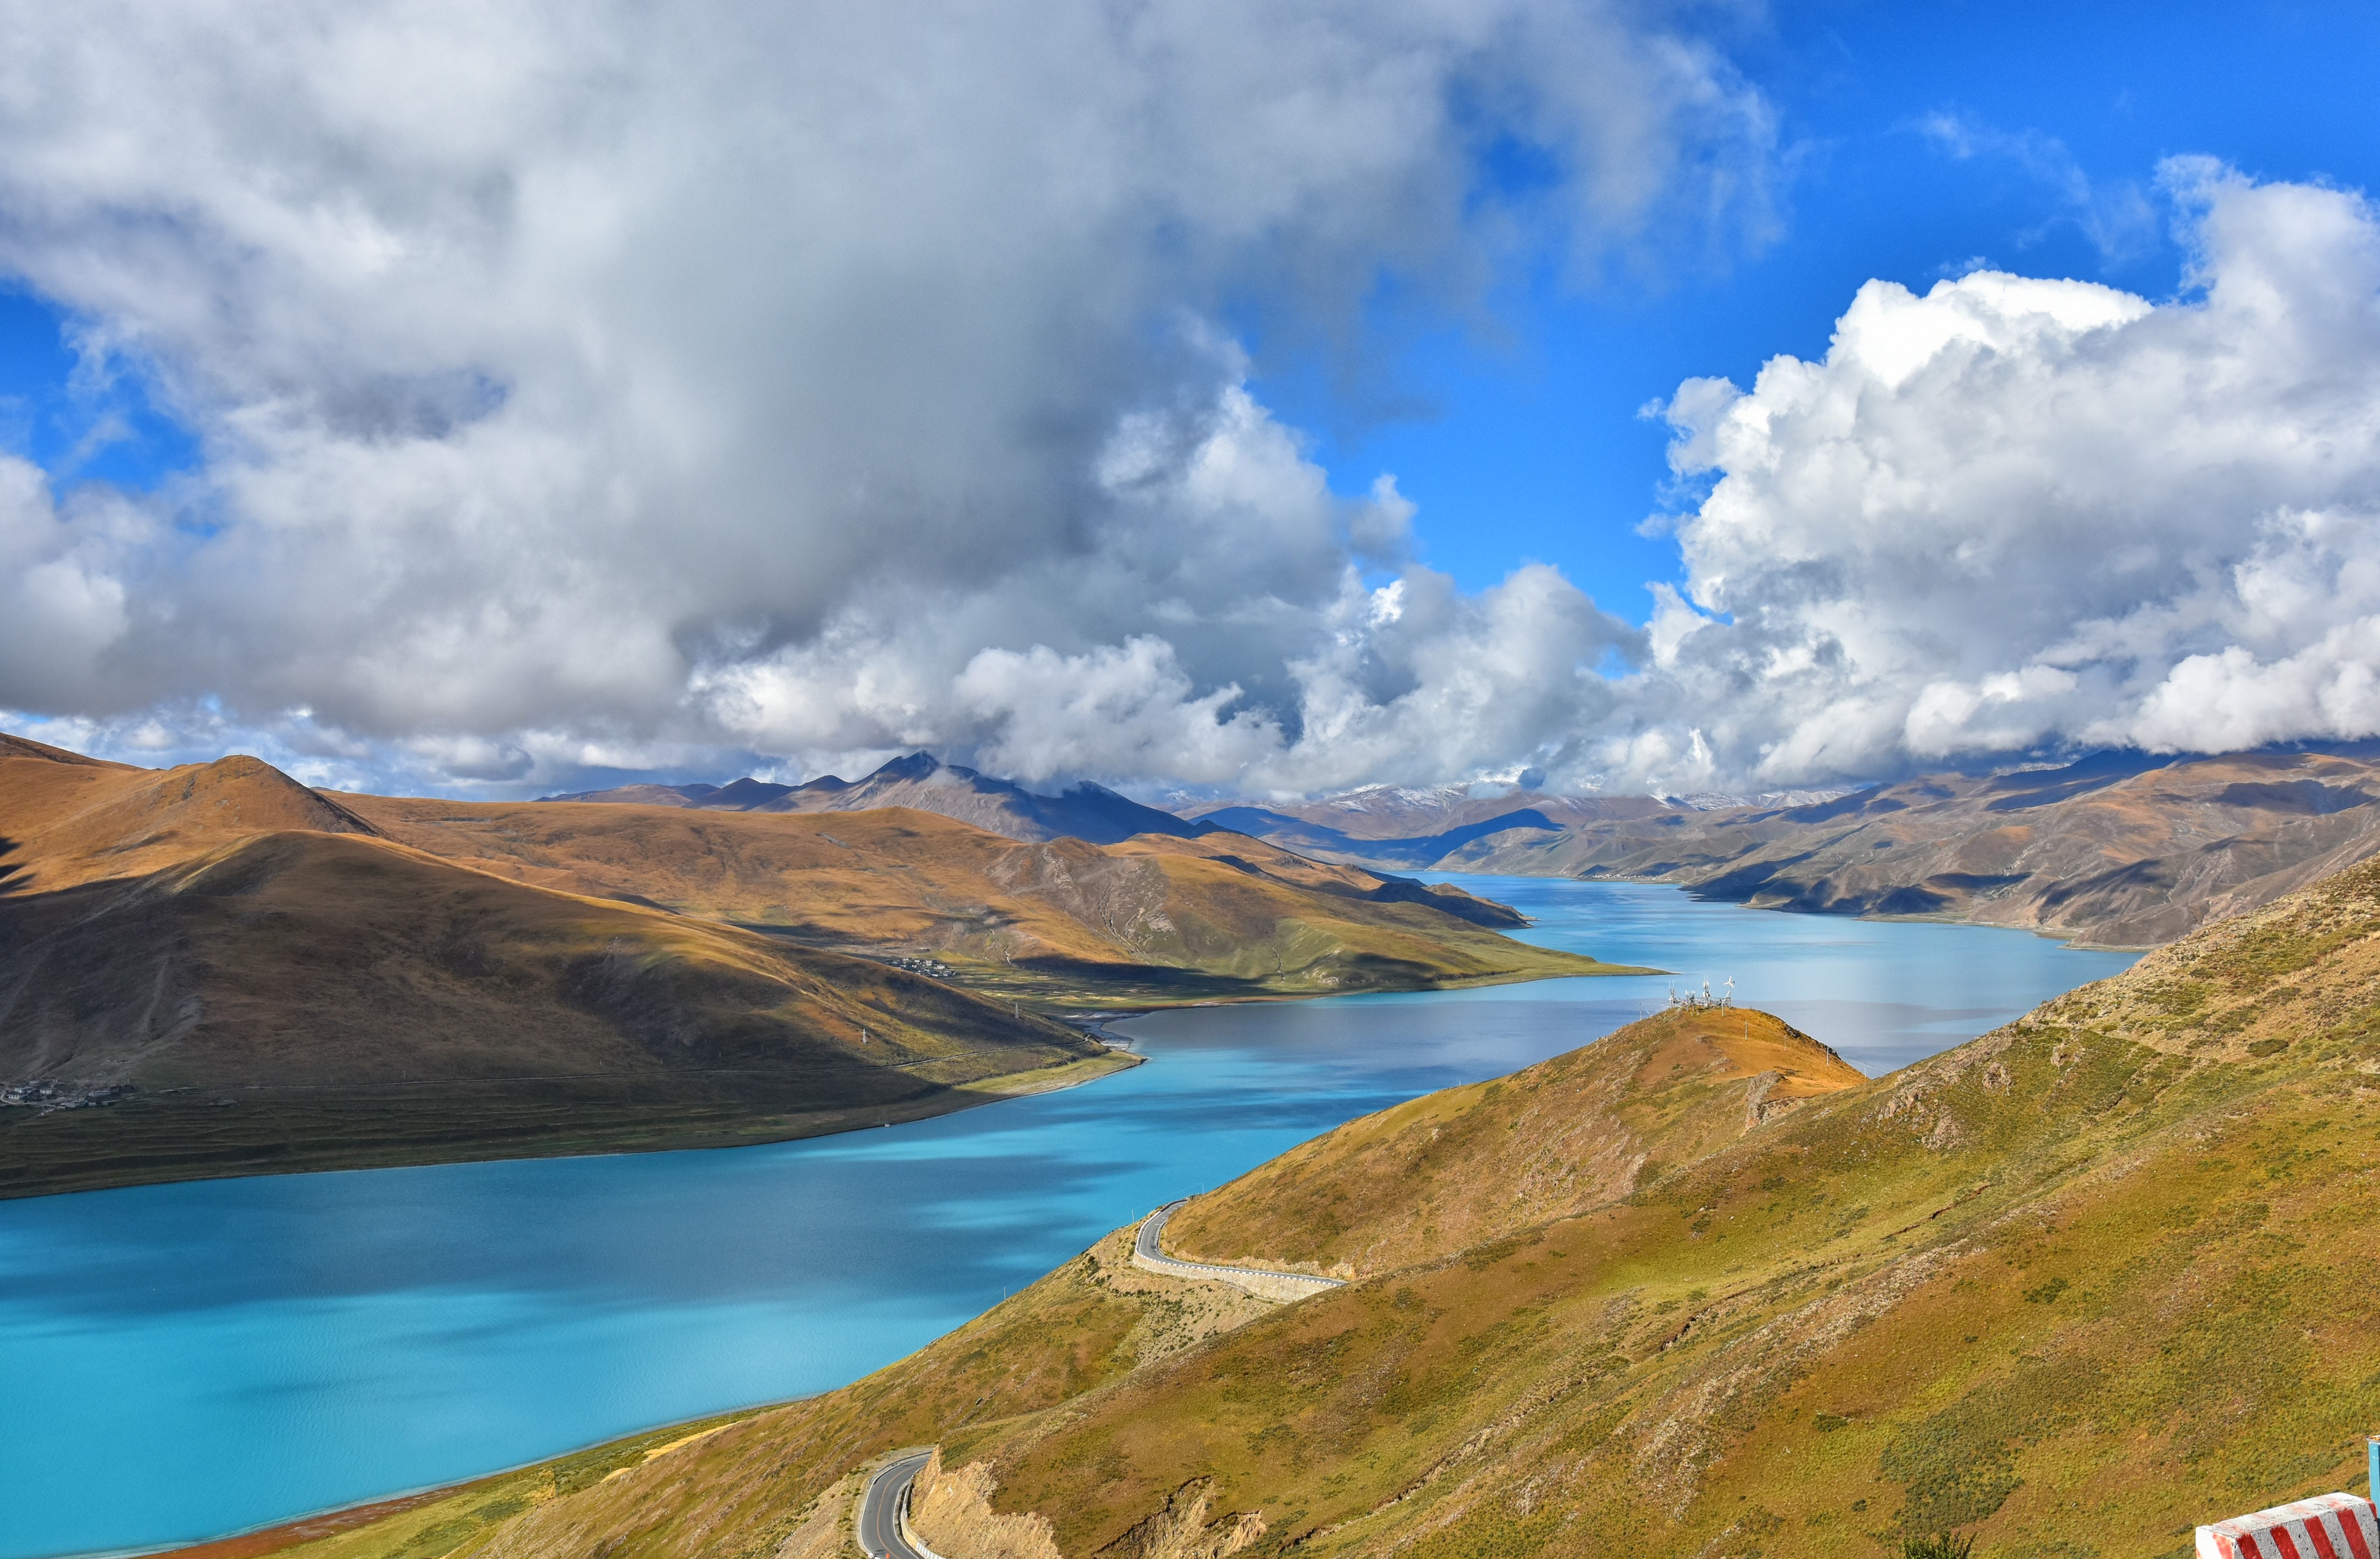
1, 734, 1637, 1196
1193, 746, 2380, 948
0, 739, 1117, 1198
544, 751, 1213, 847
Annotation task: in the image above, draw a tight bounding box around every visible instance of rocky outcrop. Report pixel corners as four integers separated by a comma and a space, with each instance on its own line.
910, 1450, 1064, 1559
1093, 1481, 1263, 1559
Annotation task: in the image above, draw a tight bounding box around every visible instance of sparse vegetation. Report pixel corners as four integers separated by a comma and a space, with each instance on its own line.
1904, 1534, 1977, 1559
144, 821, 2380, 1559
2, 736, 1636, 1197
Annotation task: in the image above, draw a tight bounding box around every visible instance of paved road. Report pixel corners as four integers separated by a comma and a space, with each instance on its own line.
858, 1451, 936, 1559
1134, 1201, 1345, 1295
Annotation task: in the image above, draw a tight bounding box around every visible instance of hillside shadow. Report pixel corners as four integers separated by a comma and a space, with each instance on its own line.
0, 834, 21, 893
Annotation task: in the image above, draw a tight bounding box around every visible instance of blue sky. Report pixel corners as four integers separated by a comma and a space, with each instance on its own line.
5, 1, 2380, 796
0, 285, 194, 493
1280, 1, 2380, 606
18, 4, 2378, 623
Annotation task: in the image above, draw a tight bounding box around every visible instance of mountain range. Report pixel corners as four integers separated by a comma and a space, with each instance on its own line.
569, 744, 2380, 947
545, 752, 1213, 847
0, 733, 1629, 1197
1197, 746, 2380, 947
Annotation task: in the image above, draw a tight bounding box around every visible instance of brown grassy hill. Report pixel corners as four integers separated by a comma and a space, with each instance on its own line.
2, 734, 1634, 1195
1432, 747, 2380, 947
0, 743, 1111, 1197
1162, 1006, 1864, 1278
338, 793, 1629, 1005
228, 856, 2380, 1559
1192, 749, 2380, 949
2, 740, 379, 891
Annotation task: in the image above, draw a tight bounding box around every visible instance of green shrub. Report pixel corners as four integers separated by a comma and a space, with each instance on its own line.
1904, 1535, 1976, 1559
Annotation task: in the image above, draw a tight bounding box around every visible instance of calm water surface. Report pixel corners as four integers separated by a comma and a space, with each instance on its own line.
0, 879, 2134, 1557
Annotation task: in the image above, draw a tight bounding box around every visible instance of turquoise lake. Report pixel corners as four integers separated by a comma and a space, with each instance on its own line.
0, 878, 2137, 1558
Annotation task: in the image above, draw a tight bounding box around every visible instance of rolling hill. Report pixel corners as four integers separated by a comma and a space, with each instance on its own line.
225, 852, 2380, 1558
0, 736, 1115, 1197
1200, 747, 2380, 948
2, 735, 1635, 1196
336, 790, 1629, 1006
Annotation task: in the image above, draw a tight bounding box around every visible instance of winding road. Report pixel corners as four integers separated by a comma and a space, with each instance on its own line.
858, 1451, 938, 1559
1133, 1201, 1346, 1297
854, 1210, 1340, 1556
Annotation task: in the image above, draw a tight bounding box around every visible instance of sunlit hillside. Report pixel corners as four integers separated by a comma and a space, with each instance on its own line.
206, 856, 2380, 1558
342, 790, 1634, 1004
1, 734, 1636, 1197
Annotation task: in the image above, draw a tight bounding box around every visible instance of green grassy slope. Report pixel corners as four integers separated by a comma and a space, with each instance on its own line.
155, 864, 2380, 1559
1160, 1006, 1864, 1278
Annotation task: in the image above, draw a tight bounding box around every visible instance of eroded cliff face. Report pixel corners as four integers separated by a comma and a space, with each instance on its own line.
912, 1451, 1265, 1559
911, 1450, 1064, 1559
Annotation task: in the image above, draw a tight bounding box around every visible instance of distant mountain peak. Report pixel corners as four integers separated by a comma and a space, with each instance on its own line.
540, 751, 1208, 846
706, 777, 796, 808
869, 752, 943, 782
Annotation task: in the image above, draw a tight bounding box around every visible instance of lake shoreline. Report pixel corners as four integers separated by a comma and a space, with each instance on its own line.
0, 1046, 1150, 1205
1, 951, 1663, 1204
1, 879, 2134, 1559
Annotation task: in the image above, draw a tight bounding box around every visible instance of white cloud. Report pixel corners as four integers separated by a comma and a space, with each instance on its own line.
0, 0, 1770, 794
1915, 111, 2158, 263
9, 11, 2377, 805
0, 456, 140, 709
1634, 161, 2380, 787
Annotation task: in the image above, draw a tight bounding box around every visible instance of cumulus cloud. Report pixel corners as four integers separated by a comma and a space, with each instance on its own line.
1638, 160, 2380, 787
0, 0, 1768, 793
8, 8, 2376, 803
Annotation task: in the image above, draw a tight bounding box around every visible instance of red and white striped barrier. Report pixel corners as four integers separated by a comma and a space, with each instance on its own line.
2196, 1492, 2379, 1559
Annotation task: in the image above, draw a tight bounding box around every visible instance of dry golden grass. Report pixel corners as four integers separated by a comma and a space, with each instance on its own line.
338, 793, 1633, 1003
216, 858, 2380, 1559
0, 746, 1114, 1196
1161, 1007, 1864, 1278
